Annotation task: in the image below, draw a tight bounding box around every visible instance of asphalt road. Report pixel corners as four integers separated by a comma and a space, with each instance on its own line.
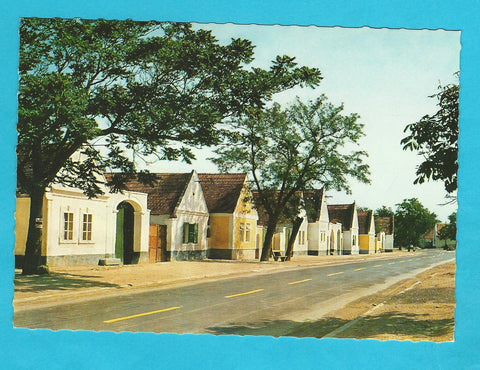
14, 249, 454, 337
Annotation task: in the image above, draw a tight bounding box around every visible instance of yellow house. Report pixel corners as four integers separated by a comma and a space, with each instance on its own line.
199, 173, 258, 260
358, 210, 376, 254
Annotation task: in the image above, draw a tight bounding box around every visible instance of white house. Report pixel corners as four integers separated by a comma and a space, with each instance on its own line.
305, 188, 330, 256
328, 221, 343, 255
376, 216, 394, 252
16, 158, 150, 267
327, 202, 359, 255
123, 171, 209, 261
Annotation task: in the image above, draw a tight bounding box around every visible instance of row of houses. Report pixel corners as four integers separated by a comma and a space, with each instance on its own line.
15, 168, 394, 267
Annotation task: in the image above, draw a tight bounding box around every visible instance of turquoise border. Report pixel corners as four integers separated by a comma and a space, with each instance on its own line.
1, 1, 478, 368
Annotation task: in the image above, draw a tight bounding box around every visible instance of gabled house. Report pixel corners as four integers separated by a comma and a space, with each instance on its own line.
198, 173, 258, 260
328, 202, 359, 255
254, 192, 309, 257
16, 153, 150, 267
122, 171, 209, 261
358, 210, 376, 254
375, 216, 394, 252
304, 188, 330, 256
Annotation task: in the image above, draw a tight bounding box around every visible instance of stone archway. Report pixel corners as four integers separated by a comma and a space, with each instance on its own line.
115, 199, 145, 264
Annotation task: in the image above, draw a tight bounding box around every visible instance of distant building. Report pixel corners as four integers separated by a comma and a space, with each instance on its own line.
328, 202, 359, 255
375, 216, 394, 252
358, 210, 376, 254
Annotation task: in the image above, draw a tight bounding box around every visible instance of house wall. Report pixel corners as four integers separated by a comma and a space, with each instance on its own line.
293, 217, 309, 255
273, 228, 286, 252
308, 220, 330, 255
207, 214, 232, 259
231, 184, 258, 259
328, 222, 343, 255
16, 186, 149, 266
233, 214, 257, 259
385, 234, 394, 251
14, 197, 30, 258
152, 173, 209, 261
359, 235, 375, 254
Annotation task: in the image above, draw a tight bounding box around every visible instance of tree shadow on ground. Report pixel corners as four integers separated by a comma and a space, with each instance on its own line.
205, 311, 454, 340
14, 272, 120, 293
334, 311, 454, 339
389, 287, 455, 305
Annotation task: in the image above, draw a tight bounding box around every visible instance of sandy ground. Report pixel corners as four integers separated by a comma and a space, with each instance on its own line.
322, 260, 456, 342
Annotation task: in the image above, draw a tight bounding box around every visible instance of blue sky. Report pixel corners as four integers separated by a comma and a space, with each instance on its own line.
148, 23, 460, 221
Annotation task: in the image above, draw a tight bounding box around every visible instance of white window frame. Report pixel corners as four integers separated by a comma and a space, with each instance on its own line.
62, 211, 74, 242
81, 213, 93, 242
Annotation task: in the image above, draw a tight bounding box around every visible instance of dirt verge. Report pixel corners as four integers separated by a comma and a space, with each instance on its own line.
322, 261, 455, 342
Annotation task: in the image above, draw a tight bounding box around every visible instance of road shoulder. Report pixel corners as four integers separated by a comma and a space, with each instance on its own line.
321, 260, 455, 342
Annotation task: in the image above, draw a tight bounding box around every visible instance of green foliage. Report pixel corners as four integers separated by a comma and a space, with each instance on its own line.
18, 18, 322, 197
394, 198, 438, 247
439, 212, 457, 241
401, 78, 459, 193
213, 96, 370, 259
374, 206, 394, 233
374, 206, 394, 217
17, 17, 322, 272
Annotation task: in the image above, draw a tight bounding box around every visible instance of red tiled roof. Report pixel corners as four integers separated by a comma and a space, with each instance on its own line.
198, 173, 247, 213
327, 203, 355, 230
375, 216, 394, 235
358, 210, 373, 235
106, 172, 192, 216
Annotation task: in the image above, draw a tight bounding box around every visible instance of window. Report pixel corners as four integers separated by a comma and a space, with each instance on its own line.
240, 223, 251, 243
239, 223, 245, 242
64, 212, 74, 240
82, 214, 92, 241
299, 231, 306, 245
245, 223, 251, 242
183, 223, 198, 243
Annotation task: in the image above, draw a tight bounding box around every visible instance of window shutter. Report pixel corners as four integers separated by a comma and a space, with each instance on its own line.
193, 223, 198, 243
183, 223, 189, 243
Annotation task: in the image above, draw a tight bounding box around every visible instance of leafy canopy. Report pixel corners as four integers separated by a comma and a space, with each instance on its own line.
401, 78, 459, 194
18, 18, 322, 198
374, 206, 394, 218
213, 96, 370, 260
394, 198, 438, 247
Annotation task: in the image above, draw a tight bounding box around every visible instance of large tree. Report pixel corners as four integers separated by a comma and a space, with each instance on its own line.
18, 18, 322, 274
213, 96, 370, 261
394, 198, 438, 248
401, 78, 459, 194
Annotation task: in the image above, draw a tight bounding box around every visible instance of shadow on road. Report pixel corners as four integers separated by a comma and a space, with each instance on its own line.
333, 311, 454, 339
205, 311, 454, 340
14, 272, 120, 293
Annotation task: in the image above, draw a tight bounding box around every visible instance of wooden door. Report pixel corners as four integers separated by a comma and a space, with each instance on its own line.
149, 224, 167, 263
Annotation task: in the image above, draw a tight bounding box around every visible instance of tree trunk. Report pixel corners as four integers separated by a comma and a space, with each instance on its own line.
284, 217, 303, 261
22, 187, 46, 275
260, 215, 279, 261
